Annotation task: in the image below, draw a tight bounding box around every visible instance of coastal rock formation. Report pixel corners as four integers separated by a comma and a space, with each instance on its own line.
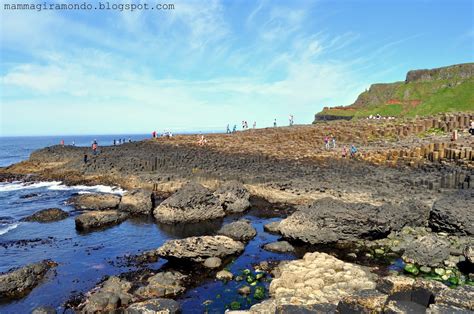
249, 252, 376, 312
217, 219, 257, 241
263, 241, 295, 253
118, 189, 153, 215
31, 306, 57, 314
125, 298, 181, 314
203, 257, 222, 268
430, 193, 474, 235
465, 245, 474, 264
68, 193, 121, 210
154, 235, 245, 262
134, 271, 186, 299
278, 198, 429, 244
0, 260, 57, 300
75, 210, 129, 231
81, 276, 134, 313
214, 181, 251, 213
22, 208, 69, 223
436, 285, 474, 310
153, 182, 225, 224
263, 220, 281, 234
402, 234, 451, 267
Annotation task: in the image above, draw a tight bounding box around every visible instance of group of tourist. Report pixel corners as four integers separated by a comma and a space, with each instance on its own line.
152, 130, 173, 138
113, 138, 131, 145
367, 114, 395, 120
324, 136, 337, 149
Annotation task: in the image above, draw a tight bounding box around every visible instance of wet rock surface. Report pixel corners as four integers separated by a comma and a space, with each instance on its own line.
263, 220, 281, 234
80, 276, 134, 313
153, 182, 225, 224
75, 210, 129, 231
22, 208, 69, 223
31, 306, 57, 314
430, 192, 474, 235
125, 298, 181, 314
134, 271, 187, 299
118, 189, 153, 215
214, 180, 251, 213
154, 235, 245, 262
217, 219, 257, 242
0, 260, 57, 300
279, 198, 430, 244
68, 193, 121, 210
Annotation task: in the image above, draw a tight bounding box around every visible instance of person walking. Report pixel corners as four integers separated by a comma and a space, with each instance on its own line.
84, 154, 88, 164
273, 118, 277, 127
92, 142, 98, 155
253, 121, 256, 129
332, 136, 336, 149
233, 125, 237, 133
342, 146, 347, 158
350, 145, 358, 159
226, 124, 231, 134
324, 136, 329, 150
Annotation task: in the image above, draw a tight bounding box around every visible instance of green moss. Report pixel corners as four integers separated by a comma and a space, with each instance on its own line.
254, 286, 265, 300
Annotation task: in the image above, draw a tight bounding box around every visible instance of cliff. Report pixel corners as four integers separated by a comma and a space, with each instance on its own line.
314, 63, 474, 122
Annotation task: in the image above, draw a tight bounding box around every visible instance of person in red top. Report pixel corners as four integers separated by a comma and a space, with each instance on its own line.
152, 131, 157, 138
92, 143, 97, 155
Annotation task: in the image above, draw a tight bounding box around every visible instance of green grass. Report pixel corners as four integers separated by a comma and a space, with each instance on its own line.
316, 77, 474, 119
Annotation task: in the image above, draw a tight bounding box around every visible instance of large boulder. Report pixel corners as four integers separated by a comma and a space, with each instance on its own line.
0, 260, 57, 300
214, 181, 251, 213
81, 276, 134, 313
402, 234, 451, 267
22, 208, 69, 223
134, 271, 186, 299
125, 298, 181, 314
153, 182, 225, 224
154, 235, 245, 262
75, 210, 129, 231
68, 193, 121, 210
118, 189, 153, 215
279, 198, 429, 244
263, 241, 295, 253
217, 219, 257, 241
430, 194, 474, 235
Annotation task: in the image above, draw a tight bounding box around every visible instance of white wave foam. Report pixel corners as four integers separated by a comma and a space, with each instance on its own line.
0, 223, 20, 236
0, 181, 125, 195
0, 181, 62, 192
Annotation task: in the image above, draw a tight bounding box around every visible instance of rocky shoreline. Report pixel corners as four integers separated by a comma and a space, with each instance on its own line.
0, 115, 473, 313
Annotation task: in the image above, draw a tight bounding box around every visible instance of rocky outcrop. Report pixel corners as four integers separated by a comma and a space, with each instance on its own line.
68, 193, 121, 210
81, 276, 134, 313
153, 182, 225, 224
217, 219, 256, 242
134, 271, 186, 299
75, 210, 129, 231
430, 193, 474, 235
22, 208, 69, 223
118, 189, 153, 215
278, 198, 429, 244
0, 260, 57, 300
256, 252, 376, 311
406, 63, 474, 83
402, 234, 451, 267
154, 235, 245, 262
436, 285, 474, 310
31, 306, 57, 314
263, 220, 281, 234
125, 298, 181, 314
263, 241, 295, 253
214, 181, 251, 213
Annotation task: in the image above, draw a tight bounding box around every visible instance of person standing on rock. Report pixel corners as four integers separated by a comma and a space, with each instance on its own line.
332, 136, 336, 149
253, 121, 256, 128
324, 136, 329, 150
84, 154, 88, 164
350, 145, 358, 159
274, 118, 277, 127
342, 146, 347, 158
92, 142, 98, 155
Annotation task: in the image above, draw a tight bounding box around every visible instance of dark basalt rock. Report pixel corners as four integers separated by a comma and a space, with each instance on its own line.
118, 189, 153, 215
0, 260, 57, 300
430, 193, 474, 235
214, 180, 251, 213
153, 182, 225, 224
68, 193, 121, 211
22, 208, 69, 223
75, 210, 129, 231
279, 197, 430, 244
217, 219, 256, 241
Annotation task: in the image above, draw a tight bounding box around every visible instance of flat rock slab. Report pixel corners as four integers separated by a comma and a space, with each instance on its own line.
217, 219, 257, 241
155, 235, 245, 262
0, 260, 57, 300
22, 208, 69, 223
264, 221, 281, 234
402, 234, 450, 267
69, 193, 121, 210
153, 182, 225, 224
118, 189, 153, 215
75, 210, 129, 231
125, 298, 181, 314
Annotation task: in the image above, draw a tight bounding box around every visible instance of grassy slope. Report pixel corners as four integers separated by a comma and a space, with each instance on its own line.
318, 77, 474, 118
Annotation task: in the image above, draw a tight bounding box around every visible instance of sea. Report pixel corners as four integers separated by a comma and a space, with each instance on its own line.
0, 135, 293, 313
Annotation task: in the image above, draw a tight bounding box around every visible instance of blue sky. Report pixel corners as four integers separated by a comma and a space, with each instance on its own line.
1, 0, 473, 136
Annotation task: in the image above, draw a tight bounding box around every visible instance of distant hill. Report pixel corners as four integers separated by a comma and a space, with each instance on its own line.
314, 63, 474, 122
